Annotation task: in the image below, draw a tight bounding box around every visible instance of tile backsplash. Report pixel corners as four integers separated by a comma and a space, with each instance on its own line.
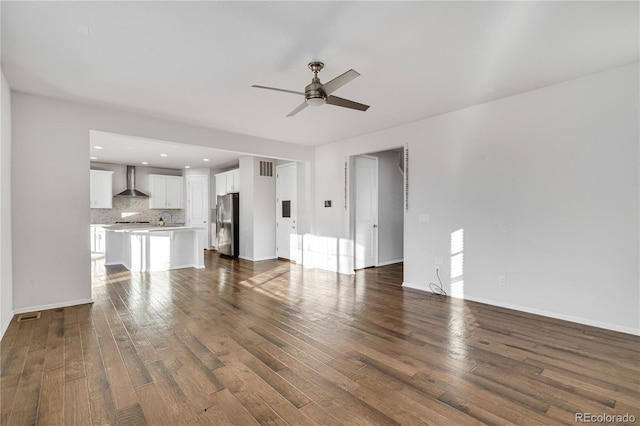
91, 196, 185, 225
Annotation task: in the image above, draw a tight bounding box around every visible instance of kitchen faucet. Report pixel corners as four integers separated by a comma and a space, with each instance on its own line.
159, 211, 173, 224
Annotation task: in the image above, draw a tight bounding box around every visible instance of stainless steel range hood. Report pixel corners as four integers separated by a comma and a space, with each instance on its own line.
115, 165, 149, 197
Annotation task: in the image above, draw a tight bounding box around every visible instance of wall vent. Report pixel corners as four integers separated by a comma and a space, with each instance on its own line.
17, 312, 41, 322
259, 161, 274, 177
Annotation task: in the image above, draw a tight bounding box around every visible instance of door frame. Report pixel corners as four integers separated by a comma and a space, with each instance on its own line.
350, 154, 379, 270
275, 162, 298, 261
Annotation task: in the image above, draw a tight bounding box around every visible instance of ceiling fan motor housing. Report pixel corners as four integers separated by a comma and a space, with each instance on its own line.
305, 79, 326, 106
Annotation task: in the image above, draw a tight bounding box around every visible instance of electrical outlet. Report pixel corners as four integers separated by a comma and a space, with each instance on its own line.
435, 256, 443, 266
419, 213, 430, 223
498, 275, 506, 286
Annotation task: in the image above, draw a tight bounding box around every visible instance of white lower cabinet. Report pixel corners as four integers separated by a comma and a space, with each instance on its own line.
90, 225, 106, 253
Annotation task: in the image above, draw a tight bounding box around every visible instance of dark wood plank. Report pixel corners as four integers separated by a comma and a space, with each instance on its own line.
36, 367, 64, 425
215, 363, 289, 425
64, 377, 92, 425
82, 337, 119, 426
204, 388, 260, 426
135, 360, 202, 425
64, 322, 85, 382
1, 321, 35, 377
92, 304, 139, 410
5, 349, 45, 426
117, 402, 147, 426
0, 374, 20, 426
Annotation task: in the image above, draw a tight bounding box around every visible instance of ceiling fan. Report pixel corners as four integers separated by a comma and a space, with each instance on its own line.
252, 61, 370, 117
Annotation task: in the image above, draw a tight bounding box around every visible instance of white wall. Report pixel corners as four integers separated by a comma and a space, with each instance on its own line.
239, 156, 276, 261
372, 150, 404, 265
0, 70, 13, 337
253, 158, 276, 261
296, 162, 312, 238
10, 93, 312, 314
313, 63, 639, 335
239, 156, 254, 260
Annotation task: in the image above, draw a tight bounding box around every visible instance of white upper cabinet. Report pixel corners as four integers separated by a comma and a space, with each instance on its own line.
215, 174, 226, 197
215, 169, 240, 197
148, 174, 184, 209
229, 169, 240, 193
90, 170, 114, 209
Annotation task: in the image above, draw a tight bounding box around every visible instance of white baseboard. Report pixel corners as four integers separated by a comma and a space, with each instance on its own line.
238, 255, 277, 262
401, 282, 640, 336
253, 256, 277, 262
464, 295, 640, 336
377, 259, 403, 267
171, 263, 204, 270
13, 298, 94, 315
1, 311, 13, 340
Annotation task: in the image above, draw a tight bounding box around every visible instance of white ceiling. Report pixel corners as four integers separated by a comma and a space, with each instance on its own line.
89, 130, 242, 170
2, 1, 638, 166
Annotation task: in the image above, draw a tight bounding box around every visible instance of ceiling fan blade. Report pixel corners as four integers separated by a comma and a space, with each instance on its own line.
286, 102, 308, 117
251, 85, 304, 96
326, 95, 369, 112
322, 69, 360, 95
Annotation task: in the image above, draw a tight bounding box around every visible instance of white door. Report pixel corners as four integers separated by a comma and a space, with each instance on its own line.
187, 175, 208, 229
276, 163, 297, 261
354, 155, 378, 269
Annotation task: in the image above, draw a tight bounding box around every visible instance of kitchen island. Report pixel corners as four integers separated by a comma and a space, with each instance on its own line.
104, 224, 206, 272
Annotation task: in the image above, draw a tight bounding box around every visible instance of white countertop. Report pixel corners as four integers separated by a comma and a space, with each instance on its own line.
103, 224, 204, 233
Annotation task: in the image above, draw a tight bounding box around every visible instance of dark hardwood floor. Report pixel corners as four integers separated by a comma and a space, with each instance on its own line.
1, 251, 639, 425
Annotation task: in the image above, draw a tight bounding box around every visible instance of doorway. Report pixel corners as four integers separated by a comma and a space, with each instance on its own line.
352, 148, 405, 271
354, 155, 379, 269
276, 163, 297, 261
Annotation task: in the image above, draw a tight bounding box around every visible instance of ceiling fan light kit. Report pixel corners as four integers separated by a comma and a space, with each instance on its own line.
252, 61, 370, 116
305, 62, 327, 106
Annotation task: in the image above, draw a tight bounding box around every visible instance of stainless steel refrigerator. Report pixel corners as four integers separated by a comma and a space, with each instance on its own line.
217, 193, 239, 257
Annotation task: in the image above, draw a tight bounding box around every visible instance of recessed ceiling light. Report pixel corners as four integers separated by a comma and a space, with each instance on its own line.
160, 153, 167, 157
94, 146, 103, 149
141, 161, 148, 165
184, 166, 191, 169
90, 156, 97, 160
203, 158, 210, 162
